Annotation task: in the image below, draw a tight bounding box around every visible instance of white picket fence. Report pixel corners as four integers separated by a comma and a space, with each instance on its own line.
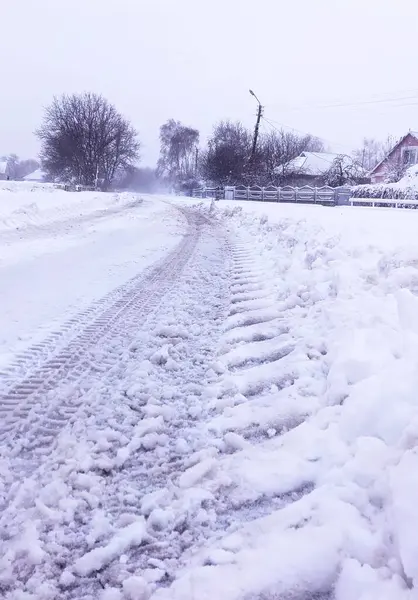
349, 197, 418, 208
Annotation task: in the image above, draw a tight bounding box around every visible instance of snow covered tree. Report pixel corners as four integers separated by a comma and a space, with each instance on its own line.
199, 121, 325, 186
352, 136, 396, 173
383, 155, 407, 183
37, 93, 140, 189
157, 119, 199, 189
323, 155, 364, 187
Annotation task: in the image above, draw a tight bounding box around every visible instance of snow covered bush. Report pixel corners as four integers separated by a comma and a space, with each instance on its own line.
352, 164, 418, 199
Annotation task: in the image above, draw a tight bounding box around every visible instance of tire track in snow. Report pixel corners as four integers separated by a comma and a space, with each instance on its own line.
132, 236, 331, 600
100, 240, 324, 595
61, 220, 233, 596
0, 208, 332, 599
0, 206, 232, 599
0, 208, 207, 457
0, 201, 176, 389
216, 243, 321, 437
172, 241, 326, 541
0, 196, 143, 244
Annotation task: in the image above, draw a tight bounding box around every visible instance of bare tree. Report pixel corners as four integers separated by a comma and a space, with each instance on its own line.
323, 155, 364, 187
383, 155, 408, 183
200, 120, 252, 185
352, 135, 396, 172
36, 93, 140, 189
157, 119, 199, 189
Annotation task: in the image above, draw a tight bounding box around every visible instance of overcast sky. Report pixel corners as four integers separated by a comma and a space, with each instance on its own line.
2, 0, 418, 165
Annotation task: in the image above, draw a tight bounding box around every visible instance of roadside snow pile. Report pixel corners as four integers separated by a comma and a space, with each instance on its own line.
151, 200, 418, 599
0, 181, 139, 232
0, 180, 56, 193
353, 164, 418, 199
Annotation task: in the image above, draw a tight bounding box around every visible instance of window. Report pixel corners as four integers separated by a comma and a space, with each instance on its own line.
402, 147, 418, 165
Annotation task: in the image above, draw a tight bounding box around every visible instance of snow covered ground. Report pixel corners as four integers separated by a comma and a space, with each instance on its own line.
2, 190, 418, 599
0, 181, 141, 233
0, 184, 183, 367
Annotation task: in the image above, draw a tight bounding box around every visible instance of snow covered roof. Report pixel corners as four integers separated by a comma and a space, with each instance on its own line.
23, 168, 46, 182
286, 152, 343, 176
0, 161, 9, 175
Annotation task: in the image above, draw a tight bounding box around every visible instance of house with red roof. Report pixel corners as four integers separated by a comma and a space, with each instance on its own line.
370, 131, 418, 183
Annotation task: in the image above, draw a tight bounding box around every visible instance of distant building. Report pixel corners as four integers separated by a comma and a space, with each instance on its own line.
282, 151, 350, 185
23, 168, 47, 182
369, 131, 418, 183
0, 160, 12, 180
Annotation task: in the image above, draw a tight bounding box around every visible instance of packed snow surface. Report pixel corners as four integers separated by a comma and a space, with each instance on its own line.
0, 183, 183, 366
1, 189, 418, 599
0, 180, 140, 232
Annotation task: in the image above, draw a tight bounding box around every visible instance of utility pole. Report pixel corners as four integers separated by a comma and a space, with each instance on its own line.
195, 147, 199, 177
249, 89, 263, 161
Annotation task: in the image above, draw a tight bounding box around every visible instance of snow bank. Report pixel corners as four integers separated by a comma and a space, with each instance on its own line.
0, 180, 139, 232
150, 198, 418, 599
354, 163, 418, 198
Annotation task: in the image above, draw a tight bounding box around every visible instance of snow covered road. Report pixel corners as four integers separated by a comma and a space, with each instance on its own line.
0, 193, 184, 367
2, 190, 418, 599
0, 190, 233, 599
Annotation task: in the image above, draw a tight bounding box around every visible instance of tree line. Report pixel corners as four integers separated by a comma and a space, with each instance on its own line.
156, 118, 329, 192
1, 91, 401, 191
156, 118, 381, 191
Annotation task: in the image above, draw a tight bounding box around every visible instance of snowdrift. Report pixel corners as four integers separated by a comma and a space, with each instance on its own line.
151, 198, 418, 600
0, 180, 139, 232
181, 200, 418, 600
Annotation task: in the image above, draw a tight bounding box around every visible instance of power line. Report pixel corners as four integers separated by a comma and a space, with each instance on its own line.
260, 116, 366, 172
266, 88, 418, 109
266, 89, 418, 113
261, 116, 351, 152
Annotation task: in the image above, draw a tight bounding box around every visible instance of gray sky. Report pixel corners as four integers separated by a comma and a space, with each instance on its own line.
2, 0, 418, 165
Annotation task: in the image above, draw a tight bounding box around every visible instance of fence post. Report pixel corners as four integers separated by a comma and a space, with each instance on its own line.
314, 187, 317, 203
278, 188, 281, 202
261, 187, 265, 201
247, 187, 250, 201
